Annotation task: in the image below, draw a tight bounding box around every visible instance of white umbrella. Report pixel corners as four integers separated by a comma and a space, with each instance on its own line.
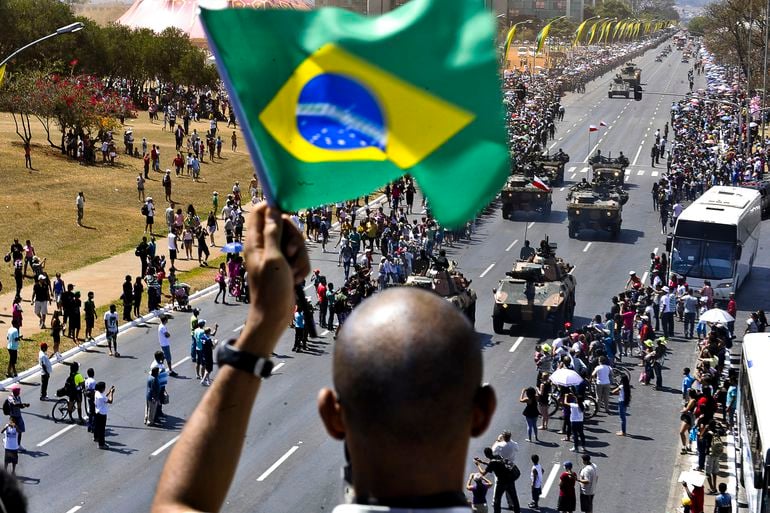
699, 308, 734, 324
549, 368, 584, 387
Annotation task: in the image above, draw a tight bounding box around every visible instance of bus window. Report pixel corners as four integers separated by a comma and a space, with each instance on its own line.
672, 239, 735, 280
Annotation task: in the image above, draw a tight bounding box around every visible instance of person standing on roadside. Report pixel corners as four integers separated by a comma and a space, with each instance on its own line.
84, 291, 96, 342
475, 446, 521, 513
611, 374, 631, 436
591, 356, 612, 414
31, 275, 51, 329
84, 368, 96, 432
529, 454, 543, 510
104, 304, 120, 357
38, 343, 53, 400
557, 461, 577, 513
4, 387, 28, 451
122, 275, 134, 322
466, 471, 493, 513
145, 367, 161, 426
6, 320, 20, 378
157, 316, 178, 377
576, 454, 597, 513
132, 278, 144, 318
492, 430, 520, 511
93, 382, 115, 449
75, 192, 85, 226
2, 417, 19, 475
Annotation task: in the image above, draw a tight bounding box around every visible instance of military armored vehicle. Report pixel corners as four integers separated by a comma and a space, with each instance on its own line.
405, 269, 477, 325
620, 62, 642, 89
589, 154, 629, 187
609, 76, 630, 99
566, 180, 625, 239
492, 239, 576, 335
501, 174, 552, 219
533, 150, 570, 186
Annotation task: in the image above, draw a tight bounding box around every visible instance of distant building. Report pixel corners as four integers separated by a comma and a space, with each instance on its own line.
315, 0, 584, 21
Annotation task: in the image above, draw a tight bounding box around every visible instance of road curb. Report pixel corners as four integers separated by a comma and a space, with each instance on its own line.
0, 283, 219, 390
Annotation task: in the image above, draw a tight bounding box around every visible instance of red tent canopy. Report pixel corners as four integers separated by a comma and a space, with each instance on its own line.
117, 0, 311, 41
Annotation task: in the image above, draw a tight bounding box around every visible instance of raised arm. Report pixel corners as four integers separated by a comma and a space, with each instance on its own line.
152, 204, 309, 513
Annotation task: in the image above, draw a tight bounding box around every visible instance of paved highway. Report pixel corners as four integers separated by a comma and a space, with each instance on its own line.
14, 41, 770, 513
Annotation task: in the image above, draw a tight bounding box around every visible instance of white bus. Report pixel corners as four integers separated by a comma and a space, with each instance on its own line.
738, 333, 770, 513
669, 186, 761, 304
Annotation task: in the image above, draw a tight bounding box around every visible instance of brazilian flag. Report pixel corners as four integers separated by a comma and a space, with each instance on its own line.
200, 0, 508, 228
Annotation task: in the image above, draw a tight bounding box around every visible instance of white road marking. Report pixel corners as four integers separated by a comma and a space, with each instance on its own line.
527, 222, 535, 229
505, 239, 519, 252
273, 362, 285, 372
580, 167, 588, 173
651, 171, 659, 177
541, 463, 561, 498
625, 169, 631, 175
303, 284, 313, 291
257, 445, 300, 482
653, 247, 659, 254
566, 166, 576, 174
37, 424, 77, 447
583, 242, 592, 252
569, 265, 576, 275
637, 170, 645, 176
175, 356, 191, 366
560, 187, 565, 192
570, 173, 576, 180
233, 324, 245, 333
320, 330, 329, 337
632, 144, 643, 166
65, 507, 82, 513
509, 336, 524, 353
642, 271, 649, 284
480, 263, 496, 278
151, 435, 181, 457
549, 142, 558, 150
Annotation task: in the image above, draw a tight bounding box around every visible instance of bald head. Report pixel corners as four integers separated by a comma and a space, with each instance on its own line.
333, 288, 482, 444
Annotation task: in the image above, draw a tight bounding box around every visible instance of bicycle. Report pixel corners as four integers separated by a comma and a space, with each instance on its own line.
51, 398, 74, 423
547, 388, 598, 419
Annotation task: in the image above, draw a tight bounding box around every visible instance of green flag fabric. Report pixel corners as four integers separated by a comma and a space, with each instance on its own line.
200, 0, 509, 228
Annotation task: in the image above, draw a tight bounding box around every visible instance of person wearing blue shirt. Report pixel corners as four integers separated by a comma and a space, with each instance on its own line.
293, 310, 307, 352
681, 367, 695, 402
725, 378, 737, 428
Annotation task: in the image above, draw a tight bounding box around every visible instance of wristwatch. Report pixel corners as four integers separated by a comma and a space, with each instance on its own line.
216, 338, 274, 379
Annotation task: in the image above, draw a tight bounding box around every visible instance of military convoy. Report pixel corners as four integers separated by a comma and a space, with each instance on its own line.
404, 269, 477, 325
610, 62, 643, 100
566, 179, 627, 239
500, 150, 570, 219
501, 174, 553, 218
589, 153, 629, 187
608, 76, 631, 99
492, 239, 576, 335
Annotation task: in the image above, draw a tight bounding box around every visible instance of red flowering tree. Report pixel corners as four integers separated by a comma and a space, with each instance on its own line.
32, 73, 135, 150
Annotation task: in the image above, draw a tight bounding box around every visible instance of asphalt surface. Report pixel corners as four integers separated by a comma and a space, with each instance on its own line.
13, 41, 770, 513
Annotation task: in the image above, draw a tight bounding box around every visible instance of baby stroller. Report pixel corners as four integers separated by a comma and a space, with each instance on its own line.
172, 283, 192, 311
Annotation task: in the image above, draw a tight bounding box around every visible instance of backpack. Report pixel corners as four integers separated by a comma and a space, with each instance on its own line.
501, 458, 520, 481
1, 399, 9, 416
710, 435, 724, 457
141, 204, 149, 216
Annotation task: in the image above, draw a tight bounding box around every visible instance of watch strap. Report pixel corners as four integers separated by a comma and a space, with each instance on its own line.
217, 338, 273, 378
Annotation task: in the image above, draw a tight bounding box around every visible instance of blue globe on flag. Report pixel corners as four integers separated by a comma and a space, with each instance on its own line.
296, 73, 386, 151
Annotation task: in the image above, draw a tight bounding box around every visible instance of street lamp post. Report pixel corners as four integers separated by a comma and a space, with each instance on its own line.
0, 22, 84, 68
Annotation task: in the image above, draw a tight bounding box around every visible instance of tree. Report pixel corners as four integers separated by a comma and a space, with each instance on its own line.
687, 15, 707, 36
595, 0, 633, 20
0, 71, 38, 156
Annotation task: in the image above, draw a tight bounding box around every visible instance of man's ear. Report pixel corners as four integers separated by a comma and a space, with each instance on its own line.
471, 384, 496, 438
318, 388, 346, 440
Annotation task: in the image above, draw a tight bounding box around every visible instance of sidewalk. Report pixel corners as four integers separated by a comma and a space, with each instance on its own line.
0, 193, 389, 339
0, 230, 207, 338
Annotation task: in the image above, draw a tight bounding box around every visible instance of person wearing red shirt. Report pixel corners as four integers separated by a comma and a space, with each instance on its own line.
726, 293, 737, 339
317, 281, 328, 329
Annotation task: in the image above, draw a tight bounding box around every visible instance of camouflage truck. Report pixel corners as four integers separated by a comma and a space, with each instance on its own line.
620, 62, 642, 89
500, 174, 553, 219
608, 76, 630, 99
492, 241, 576, 335
589, 154, 629, 187
533, 150, 570, 186
404, 269, 477, 325
566, 180, 625, 239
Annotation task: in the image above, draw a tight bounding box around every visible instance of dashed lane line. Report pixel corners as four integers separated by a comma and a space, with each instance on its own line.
37, 424, 77, 447
151, 434, 181, 457
480, 263, 496, 278
541, 463, 561, 498
505, 239, 519, 252
509, 336, 524, 353
583, 242, 592, 252
257, 444, 301, 482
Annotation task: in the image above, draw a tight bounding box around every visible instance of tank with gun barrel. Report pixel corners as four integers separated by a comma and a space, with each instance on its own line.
492, 238, 576, 335
404, 268, 477, 325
